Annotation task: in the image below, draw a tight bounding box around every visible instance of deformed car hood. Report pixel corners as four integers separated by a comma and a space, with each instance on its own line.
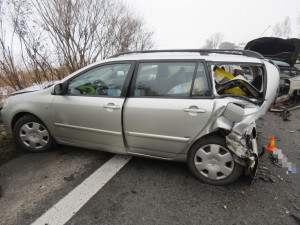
245, 37, 300, 66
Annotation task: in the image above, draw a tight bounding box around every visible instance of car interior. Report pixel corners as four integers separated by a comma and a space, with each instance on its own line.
134, 62, 210, 97
209, 63, 265, 99
67, 64, 131, 97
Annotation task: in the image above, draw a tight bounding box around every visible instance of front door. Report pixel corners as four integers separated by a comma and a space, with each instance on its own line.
51, 62, 134, 153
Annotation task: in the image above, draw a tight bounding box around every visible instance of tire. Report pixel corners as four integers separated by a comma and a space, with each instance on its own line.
13, 115, 53, 152
187, 135, 244, 185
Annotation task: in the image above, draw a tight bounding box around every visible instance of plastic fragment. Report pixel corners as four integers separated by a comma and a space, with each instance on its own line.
64, 174, 75, 181
269, 175, 276, 183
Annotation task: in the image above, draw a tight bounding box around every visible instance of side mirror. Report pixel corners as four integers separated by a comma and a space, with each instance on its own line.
52, 83, 64, 95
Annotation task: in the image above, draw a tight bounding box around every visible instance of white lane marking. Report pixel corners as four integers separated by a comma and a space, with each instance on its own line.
32, 155, 131, 225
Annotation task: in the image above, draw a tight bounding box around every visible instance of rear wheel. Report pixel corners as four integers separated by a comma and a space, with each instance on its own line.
13, 115, 53, 152
187, 135, 243, 185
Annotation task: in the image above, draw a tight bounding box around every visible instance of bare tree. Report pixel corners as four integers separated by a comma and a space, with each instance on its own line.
0, 0, 28, 91
107, 4, 154, 55
29, 0, 154, 74
282, 16, 291, 38
29, 0, 112, 74
219, 42, 235, 49
203, 32, 224, 49
10, 0, 60, 82
0, 0, 154, 92
272, 16, 291, 38
272, 23, 282, 37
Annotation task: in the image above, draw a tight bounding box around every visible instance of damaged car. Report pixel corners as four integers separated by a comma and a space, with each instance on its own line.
245, 37, 300, 102
0, 49, 279, 185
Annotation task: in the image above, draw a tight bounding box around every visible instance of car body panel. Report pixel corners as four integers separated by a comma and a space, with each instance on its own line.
245, 37, 300, 66
1, 88, 54, 134
123, 98, 214, 158
50, 96, 126, 154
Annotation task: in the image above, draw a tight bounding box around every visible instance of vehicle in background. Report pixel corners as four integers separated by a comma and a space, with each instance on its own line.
245, 37, 300, 102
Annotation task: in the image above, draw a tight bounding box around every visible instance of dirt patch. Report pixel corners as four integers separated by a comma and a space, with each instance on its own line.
0, 124, 24, 166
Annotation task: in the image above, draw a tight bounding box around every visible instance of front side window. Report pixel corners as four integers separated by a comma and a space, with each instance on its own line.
67, 63, 131, 97
134, 62, 210, 97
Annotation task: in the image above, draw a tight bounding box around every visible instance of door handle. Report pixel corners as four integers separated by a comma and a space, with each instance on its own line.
183, 108, 206, 113
103, 104, 120, 110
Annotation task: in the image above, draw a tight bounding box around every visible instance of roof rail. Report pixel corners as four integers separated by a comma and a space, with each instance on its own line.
109, 49, 265, 59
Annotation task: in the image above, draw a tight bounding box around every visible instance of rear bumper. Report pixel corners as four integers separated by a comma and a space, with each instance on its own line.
226, 123, 258, 179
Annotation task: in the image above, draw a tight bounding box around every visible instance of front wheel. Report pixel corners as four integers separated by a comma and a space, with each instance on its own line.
187, 135, 243, 185
13, 115, 53, 152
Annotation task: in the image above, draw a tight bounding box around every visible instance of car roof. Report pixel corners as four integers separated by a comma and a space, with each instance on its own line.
103, 50, 265, 64
106, 52, 263, 64
60, 50, 265, 83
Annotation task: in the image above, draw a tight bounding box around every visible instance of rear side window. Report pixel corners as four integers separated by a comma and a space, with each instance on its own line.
134, 62, 209, 97
209, 63, 265, 99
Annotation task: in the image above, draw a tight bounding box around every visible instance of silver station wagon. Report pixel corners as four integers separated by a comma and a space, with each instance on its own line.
1, 50, 279, 185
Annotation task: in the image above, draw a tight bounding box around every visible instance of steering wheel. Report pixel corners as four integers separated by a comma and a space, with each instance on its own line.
94, 79, 108, 89
94, 79, 109, 95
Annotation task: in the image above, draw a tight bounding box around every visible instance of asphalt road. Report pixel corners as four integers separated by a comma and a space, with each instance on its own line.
0, 110, 299, 225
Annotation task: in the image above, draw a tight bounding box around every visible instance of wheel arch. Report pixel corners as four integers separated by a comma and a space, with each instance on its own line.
188, 129, 228, 155
12, 112, 54, 152
186, 129, 244, 185
11, 112, 45, 130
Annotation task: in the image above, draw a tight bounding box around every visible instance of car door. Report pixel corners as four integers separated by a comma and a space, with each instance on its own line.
50, 62, 134, 154
123, 61, 214, 158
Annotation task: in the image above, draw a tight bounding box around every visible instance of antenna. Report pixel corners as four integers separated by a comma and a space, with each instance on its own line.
259, 25, 271, 37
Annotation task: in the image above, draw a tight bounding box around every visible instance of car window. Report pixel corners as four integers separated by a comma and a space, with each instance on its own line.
134, 62, 197, 97
209, 63, 265, 98
192, 63, 210, 96
67, 63, 131, 96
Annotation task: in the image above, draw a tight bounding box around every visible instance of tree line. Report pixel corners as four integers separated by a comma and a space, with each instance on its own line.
0, 0, 154, 91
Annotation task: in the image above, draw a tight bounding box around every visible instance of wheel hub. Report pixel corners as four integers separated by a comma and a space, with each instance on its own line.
19, 122, 49, 150
28, 132, 39, 142
194, 144, 234, 180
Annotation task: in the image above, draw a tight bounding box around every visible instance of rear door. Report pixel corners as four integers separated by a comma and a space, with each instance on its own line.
123, 61, 214, 158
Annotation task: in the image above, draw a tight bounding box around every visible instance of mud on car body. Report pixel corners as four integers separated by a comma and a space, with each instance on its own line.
1, 49, 279, 185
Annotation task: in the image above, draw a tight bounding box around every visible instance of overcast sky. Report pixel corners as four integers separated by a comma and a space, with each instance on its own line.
124, 0, 300, 49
